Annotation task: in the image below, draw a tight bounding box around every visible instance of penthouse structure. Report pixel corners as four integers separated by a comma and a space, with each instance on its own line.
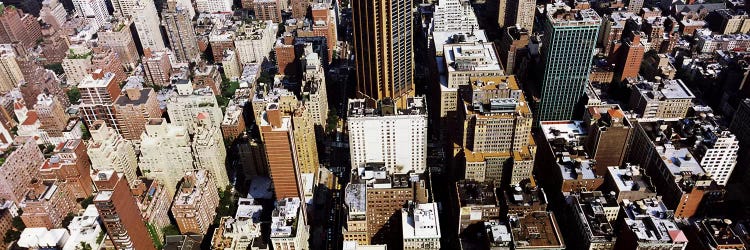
211, 198, 264, 249
172, 170, 220, 235
628, 78, 695, 120
347, 97, 428, 174
432, 0, 479, 32
402, 202, 441, 250
271, 197, 309, 250
616, 198, 688, 250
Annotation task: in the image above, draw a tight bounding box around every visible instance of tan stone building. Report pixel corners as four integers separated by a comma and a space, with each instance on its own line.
292, 106, 319, 175
114, 87, 161, 140
98, 19, 139, 68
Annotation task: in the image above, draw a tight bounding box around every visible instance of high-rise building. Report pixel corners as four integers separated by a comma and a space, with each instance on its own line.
195, 0, 232, 13
499, 0, 536, 31
192, 114, 230, 189
33, 93, 69, 137
628, 78, 695, 120
0, 138, 44, 203
71, 0, 110, 27
162, 0, 200, 63
20, 181, 79, 229
290, 0, 310, 20
301, 49, 328, 128
166, 81, 223, 134
193, 64, 222, 94
114, 87, 161, 140
62, 49, 93, 86
78, 71, 121, 132
613, 31, 646, 81
730, 98, 750, 145
352, 0, 414, 108
0, 5, 42, 50
432, 0, 478, 32
498, 26, 529, 75
39, 139, 94, 199
292, 107, 319, 175
347, 97, 428, 174
90, 47, 127, 85
132, 0, 166, 51
222, 50, 241, 80
88, 121, 139, 187
310, 3, 338, 62
0, 49, 23, 92
221, 104, 245, 142
39, 0, 66, 29
93, 170, 157, 250
98, 19, 139, 68
260, 105, 303, 200
131, 178, 173, 241
142, 49, 173, 87
172, 170, 220, 235
582, 105, 633, 175
275, 34, 300, 77
536, 3, 600, 122
254, 0, 282, 23
234, 20, 277, 65
139, 118, 194, 195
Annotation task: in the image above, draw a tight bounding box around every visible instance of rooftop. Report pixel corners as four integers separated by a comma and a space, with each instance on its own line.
271, 197, 301, 238
443, 42, 503, 73
541, 121, 598, 180
608, 164, 655, 193
457, 180, 497, 207
696, 218, 744, 247
402, 203, 441, 239
509, 211, 565, 249
543, 2, 601, 26
632, 78, 695, 101
347, 96, 427, 117
569, 193, 617, 241
622, 198, 686, 244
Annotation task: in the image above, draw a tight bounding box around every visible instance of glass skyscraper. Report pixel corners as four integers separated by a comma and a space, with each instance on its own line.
537, 3, 601, 122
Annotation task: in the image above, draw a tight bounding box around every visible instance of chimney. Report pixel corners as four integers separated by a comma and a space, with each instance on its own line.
125, 88, 141, 101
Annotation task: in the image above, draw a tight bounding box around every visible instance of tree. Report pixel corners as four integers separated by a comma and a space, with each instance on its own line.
80, 124, 91, 140
62, 213, 75, 228
162, 225, 180, 236
80, 195, 94, 208
3, 230, 20, 243
12, 216, 25, 231
78, 242, 92, 250
67, 87, 81, 104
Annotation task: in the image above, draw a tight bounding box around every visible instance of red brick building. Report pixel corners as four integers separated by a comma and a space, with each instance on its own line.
39, 139, 94, 199
93, 170, 156, 250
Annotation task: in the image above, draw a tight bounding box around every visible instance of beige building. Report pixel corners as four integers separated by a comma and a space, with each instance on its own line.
438, 43, 505, 118
628, 78, 695, 120
172, 170, 220, 235
139, 118, 194, 195
292, 106, 319, 175
192, 114, 230, 190
62, 49, 92, 85
234, 20, 277, 65
222, 50, 241, 80
88, 121, 139, 187
0, 50, 23, 92
132, 178, 173, 241
132, 0, 166, 51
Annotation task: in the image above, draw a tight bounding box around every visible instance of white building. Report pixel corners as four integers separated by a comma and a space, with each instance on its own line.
192, 113, 230, 190
40, 0, 68, 29
88, 121, 139, 186
271, 198, 309, 250
132, 0, 166, 51
432, 0, 479, 32
195, 0, 232, 13
17, 228, 69, 249
347, 97, 428, 174
222, 50, 241, 80
72, 0, 110, 27
402, 202, 441, 250
210, 198, 263, 250
166, 80, 223, 134
234, 21, 277, 65
62, 205, 103, 250
139, 118, 194, 195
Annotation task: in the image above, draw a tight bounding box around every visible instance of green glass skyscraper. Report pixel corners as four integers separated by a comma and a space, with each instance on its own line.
536, 3, 601, 121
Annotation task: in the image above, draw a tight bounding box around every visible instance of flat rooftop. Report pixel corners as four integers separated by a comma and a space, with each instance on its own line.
510, 211, 565, 249
402, 203, 441, 239
457, 180, 497, 207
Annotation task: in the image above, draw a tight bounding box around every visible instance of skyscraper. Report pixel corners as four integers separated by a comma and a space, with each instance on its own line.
162, 0, 200, 63
536, 3, 600, 121
352, 0, 414, 108
71, 0, 110, 27
78, 72, 121, 132
260, 105, 302, 200
499, 0, 536, 31
93, 170, 156, 250
132, 0, 166, 51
